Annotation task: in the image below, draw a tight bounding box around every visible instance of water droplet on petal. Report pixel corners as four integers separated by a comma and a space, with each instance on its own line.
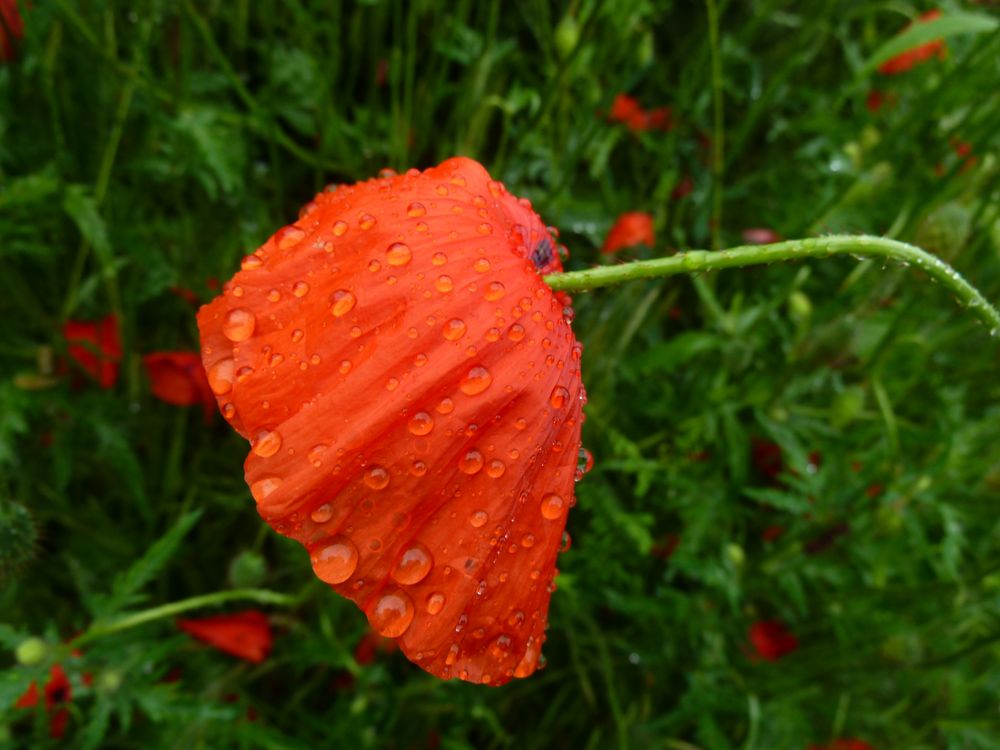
459, 449, 484, 475
459, 366, 492, 395
308, 444, 328, 467
485, 281, 505, 301
386, 242, 412, 266
469, 510, 488, 528
521, 533, 535, 548
311, 503, 333, 523
291, 329, 304, 343
207, 358, 235, 394
407, 411, 434, 436
541, 493, 565, 520
241, 255, 263, 270
436, 275, 454, 293
359, 214, 377, 230
443, 318, 467, 341
436, 397, 454, 415
550, 386, 569, 409
250, 476, 282, 501
486, 459, 506, 478
474, 258, 491, 273
293, 281, 310, 297
223, 309, 256, 342
253, 430, 282, 457
426, 592, 446, 615
370, 589, 414, 637
508, 324, 525, 342
311, 536, 358, 583
392, 542, 433, 585
276, 225, 305, 249
407, 202, 427, 217
330, 290, 356, 317
364, 465, 390, 490
339, 359, 352, 375
432, 252, 448, 266
267, 288, 281, 302
332, 220, 348, 236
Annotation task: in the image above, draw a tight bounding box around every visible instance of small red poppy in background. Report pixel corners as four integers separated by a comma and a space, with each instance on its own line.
808, 740, 876, 750
63, 314, 122, 388
176, 610, 273, 663
602, 212, 655, 254
354, 627, 400, 665
0, 0, 24, 63
742, 228, 782, 245
671, 174, 694, 200
15, 664, 74, 739
607, 93, 674, 132
143, 351, 216, 422
198, 157, 586, 686
877, 10, 946, 75
748, 619, 798, 661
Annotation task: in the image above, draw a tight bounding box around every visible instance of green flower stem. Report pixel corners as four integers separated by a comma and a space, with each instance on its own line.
544, 235, 1000, 335
70, 589, 297, 649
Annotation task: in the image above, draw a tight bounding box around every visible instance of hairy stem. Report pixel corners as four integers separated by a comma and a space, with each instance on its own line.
70, 589, 297, 648
544, 235, 1000, 335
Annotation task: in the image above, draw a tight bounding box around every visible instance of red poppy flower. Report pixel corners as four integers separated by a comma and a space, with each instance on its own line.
608, 93, 648, 131
671, 174, 694, 200
761, 524, 785, 542
741, 228, 782, 245
176, 610, 273, 663
63, 314, 122, 388
748, 619, 798, 661
0, 0, 24, 63
143, 351, 216, 422
877, 10, 946, 75
602, 212, 655, 254
15, 664, 73, 739
198, 157, 586, 686
808, 740, 876, 750
354, 627, 400, 665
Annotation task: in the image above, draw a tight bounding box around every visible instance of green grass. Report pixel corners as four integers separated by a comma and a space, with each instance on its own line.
1, 1, 999, 748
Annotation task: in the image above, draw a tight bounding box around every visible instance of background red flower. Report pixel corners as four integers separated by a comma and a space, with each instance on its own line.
63, 314, 122, 389
144, 351, 216, 422
602, 212, 655, 253
177, 610, 273, 663
749, 619, 799, 661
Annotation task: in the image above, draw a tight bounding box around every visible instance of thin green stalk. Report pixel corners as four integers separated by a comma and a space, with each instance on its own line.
705, 0, 724, 249
70, 589, 297, 649
544, 235, 1000, 335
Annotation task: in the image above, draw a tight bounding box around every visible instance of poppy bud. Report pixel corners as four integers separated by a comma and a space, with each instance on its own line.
16, 637, 48, 666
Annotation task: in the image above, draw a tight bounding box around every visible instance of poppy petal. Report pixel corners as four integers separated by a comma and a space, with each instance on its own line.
198, 157, 585, 685
144, 351, 217, 422
602, 212, 655, 254
177, 610, 273, 663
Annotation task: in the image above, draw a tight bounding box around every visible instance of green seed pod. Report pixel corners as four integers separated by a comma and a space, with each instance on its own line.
0, 499, 38, 581
788, 290, 812, 328
16, 637, 47, 666
554, 15, 579, 60
228, 550, 267, 589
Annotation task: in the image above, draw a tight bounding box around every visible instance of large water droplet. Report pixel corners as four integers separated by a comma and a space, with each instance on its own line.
436, 397, 455, 414
223, 309, 256, 342
207, 358, 235, 395
250, 476, 282, 501
386, 242, 412, 266
486, 459, 506, 478
443, 318, 467, 341
364, 465, 390, 490
459, 450, 484, 475
275, 225, 305, 250
407, 411, 434, 436
392, 542, 433, 585
253, 430, 282, 457
407, 202, 427, 217
310, 503, 333, 523
469, 510, 488, 528
293, 281, 310, 298
549, 386, 569, 409
459, 366, 492, 395
370, 589, 415, 637
311, 537, 358, 583
540, 493, 564, 520
330, 290, 356, 317
332, 220, 348, 236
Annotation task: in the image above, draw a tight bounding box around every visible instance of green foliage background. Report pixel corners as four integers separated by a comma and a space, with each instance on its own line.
1, 1, 999, 748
